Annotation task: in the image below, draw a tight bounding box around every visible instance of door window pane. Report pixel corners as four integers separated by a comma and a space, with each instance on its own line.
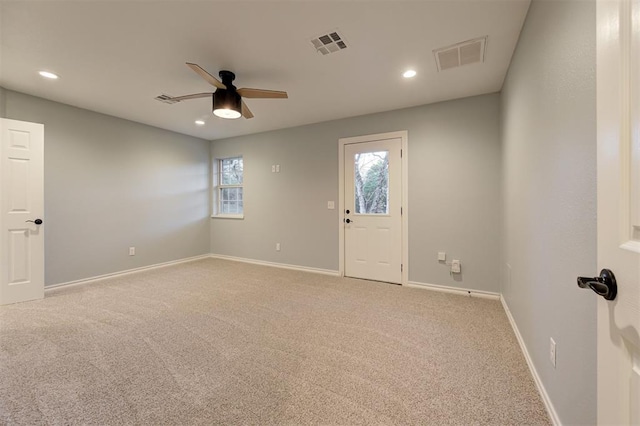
354, 151, 389, 214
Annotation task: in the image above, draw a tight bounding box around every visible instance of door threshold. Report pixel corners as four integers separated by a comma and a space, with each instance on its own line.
344, 276, 402, 286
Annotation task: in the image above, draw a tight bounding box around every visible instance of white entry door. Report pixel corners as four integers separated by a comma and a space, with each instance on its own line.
595, 0, 640, 423
342, 135, 403, 284
0, 118, 45, 305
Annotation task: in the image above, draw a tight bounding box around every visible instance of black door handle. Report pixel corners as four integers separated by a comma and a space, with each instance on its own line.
26, 219, 43, 225
577, 269, 617, 300
344, 218, 352, 224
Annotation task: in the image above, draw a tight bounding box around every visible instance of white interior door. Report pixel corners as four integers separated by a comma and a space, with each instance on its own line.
343, 137, 402, 284
0, 118, 45, 305
596, 0, 640, 423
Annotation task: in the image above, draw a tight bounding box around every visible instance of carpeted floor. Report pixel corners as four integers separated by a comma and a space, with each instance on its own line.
0, 258, 550, 425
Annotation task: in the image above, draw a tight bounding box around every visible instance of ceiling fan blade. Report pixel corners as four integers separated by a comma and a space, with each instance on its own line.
237, 88, 288, 99
186, 63, 226, 89
168, 92, 213, 102
241, 100, 254, 119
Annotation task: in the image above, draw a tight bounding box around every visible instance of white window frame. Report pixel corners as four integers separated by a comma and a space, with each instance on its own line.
212, 155, 244, 219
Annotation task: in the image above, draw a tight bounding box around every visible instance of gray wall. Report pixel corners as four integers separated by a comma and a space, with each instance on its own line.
211, 94, 502, 293
0, 86, 6, 117
501, 0, 597, 424
4, 90, 211, 286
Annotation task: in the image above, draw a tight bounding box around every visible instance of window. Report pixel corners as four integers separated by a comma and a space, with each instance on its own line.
214, 156, 243, 218
354, 151, 389, 214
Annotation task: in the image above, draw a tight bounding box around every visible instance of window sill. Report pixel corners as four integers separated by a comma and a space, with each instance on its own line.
211, 214, 244, 220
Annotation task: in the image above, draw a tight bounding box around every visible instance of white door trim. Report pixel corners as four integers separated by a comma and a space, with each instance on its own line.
338, 130, 408, 285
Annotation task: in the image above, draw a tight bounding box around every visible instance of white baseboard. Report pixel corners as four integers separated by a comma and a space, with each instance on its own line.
406, 280, 500, 300
501, 296, 561, 426
209, 253, 340, 276
45, 254, 212, 292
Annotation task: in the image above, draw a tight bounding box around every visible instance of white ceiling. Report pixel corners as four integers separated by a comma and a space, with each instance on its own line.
0, 1, 530, 140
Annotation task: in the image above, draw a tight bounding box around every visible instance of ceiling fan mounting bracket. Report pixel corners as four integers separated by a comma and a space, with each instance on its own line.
218, 70, 236, 90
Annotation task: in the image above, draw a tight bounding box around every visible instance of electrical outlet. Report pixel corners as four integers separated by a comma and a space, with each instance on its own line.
451, 259, 461, 273
550, 338, 556, 368
327, 201, 335, 209
276, 243, 281, 251
129, 247, 135, 256
276, 164, 280, 173
271, 165, 276, 172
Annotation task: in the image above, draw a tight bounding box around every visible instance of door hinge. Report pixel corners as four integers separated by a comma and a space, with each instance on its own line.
400, 149, 403, 158
401, 207, 403, 215
401, 264, 403, 272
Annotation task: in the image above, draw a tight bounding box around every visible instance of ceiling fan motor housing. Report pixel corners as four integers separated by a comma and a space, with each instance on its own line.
213, 89, 241, 115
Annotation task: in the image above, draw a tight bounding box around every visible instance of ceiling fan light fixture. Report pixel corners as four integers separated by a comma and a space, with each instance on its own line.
214, 108, 242, 120
213, 89, 242, 119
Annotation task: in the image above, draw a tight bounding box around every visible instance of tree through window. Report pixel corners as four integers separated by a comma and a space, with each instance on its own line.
354, 151, 389, 214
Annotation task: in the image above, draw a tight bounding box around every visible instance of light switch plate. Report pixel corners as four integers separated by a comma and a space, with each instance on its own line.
438, 252, 446, 261
328, 201, 335, 209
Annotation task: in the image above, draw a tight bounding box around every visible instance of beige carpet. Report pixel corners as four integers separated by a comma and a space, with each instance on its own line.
0, 258, 549, 425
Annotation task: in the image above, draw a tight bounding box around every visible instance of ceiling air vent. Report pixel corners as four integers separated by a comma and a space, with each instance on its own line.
154, 94, 179, 104
433, 36, 487, 72
311, 30, 348, 56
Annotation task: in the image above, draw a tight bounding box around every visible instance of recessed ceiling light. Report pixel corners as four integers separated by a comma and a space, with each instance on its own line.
38, 71, 59, 79
403, 70, 417, 78
195, 120, 205, 126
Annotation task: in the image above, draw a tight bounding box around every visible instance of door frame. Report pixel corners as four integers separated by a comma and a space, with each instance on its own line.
338, 130, 408, 284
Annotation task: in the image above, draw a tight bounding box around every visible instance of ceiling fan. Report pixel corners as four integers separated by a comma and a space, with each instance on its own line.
160, 63, 288, 120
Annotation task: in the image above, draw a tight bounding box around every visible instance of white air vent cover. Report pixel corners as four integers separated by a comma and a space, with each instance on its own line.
311, 30, 348, 56
154, 94, 178, 104
433, 36, 487, 72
